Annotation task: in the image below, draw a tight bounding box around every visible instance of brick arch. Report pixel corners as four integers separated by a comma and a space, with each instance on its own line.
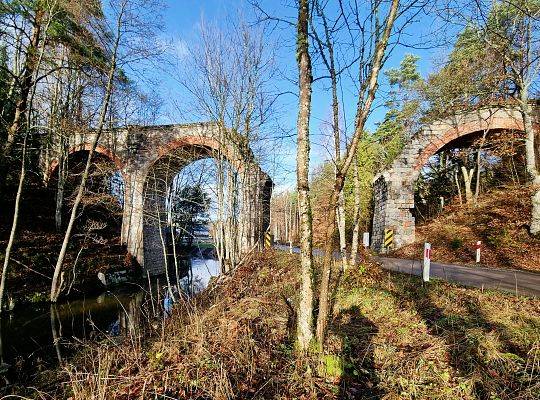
140, 134, 270, 273
412, 117, 525, 173
45, 143, 126, 184
371, 106, 533, 252
148, 135, 247, 175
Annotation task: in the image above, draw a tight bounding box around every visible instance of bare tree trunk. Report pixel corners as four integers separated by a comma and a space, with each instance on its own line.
156, 192, 175, 302
55, 151, 67, 231
312, 0, 347, 271
295, 0, 315, 352
454, 170, 463, 205
315, 0, 400, 346
2, 10, 44, 163
0, 7, 53, 310
461, 166, 474, 204
50, 4, 124, 302
474, 130, 488, 205
519, 87, 540, 235
349, 156, 361, 266
167, 189, 182, 294
0, 135, 28, 311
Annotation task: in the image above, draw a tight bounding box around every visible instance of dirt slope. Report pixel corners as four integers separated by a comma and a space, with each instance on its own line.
393, 185, 540, 272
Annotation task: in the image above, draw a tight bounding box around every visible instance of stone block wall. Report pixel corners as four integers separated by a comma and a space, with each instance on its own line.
372, 106, 532, 253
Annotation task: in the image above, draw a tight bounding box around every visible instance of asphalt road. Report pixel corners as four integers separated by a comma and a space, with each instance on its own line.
374, 257, 540, 297
274, 244, 540, 297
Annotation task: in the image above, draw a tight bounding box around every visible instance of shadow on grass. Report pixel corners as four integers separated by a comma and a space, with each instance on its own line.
389, 274, 535, 399
329, 305, 383, 400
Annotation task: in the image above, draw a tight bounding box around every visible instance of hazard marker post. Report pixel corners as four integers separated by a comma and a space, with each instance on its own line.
384, 228, 394, 253
423, 242, 431, 282
264, 232, 274, 248
363, 232, 370, 248
475, 240, 481, 263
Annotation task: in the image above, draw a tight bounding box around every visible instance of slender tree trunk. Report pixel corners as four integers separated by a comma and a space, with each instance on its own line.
519, 86, 540, 235
461, 165, 474, 204
50, 8, 123, 302
55, 151, 67, 232
454, 171, 463, 205
312, 1, 347, 270
167, 199, 181, 295
349, 156, 361, 266
0, 8, 52, 310
295, 0, 315, 352
315, 0, 400, 346
156, 194, 175, 302
2, 11, 43, 162
474, 130, 488, 205
0, 135, 28, 311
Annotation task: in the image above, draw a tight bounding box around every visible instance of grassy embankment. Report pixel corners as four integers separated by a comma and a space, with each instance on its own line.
20, 250, 540, 400
394, 186, 540, 272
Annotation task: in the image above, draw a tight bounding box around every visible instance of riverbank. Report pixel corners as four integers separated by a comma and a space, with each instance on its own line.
0, 184, 136, 306
7, 250, 538, 399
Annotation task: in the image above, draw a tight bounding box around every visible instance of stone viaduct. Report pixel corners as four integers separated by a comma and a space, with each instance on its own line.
43, 122, 273, 275
371, 106, 538, 251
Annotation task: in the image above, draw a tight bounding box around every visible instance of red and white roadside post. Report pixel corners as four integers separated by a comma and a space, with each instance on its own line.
423, 242, 432, 282
363, 232, 370, 248
475, 240, 481, 263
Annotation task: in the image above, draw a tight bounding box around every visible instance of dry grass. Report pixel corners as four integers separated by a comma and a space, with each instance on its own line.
394, 185, 540, 272
17, 251, 539, 399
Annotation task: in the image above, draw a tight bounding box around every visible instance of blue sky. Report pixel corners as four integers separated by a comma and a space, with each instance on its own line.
141, 0, 453, 191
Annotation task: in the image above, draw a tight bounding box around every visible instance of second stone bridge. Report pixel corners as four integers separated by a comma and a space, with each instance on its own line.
372, 106, 538, 251
43, 122, 272, 275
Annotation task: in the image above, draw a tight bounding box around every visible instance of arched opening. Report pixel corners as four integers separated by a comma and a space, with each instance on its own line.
413, 128, 527, 223
386, 126, 532, 267
48, 149, 125, 231
372, 109, 531, 252
46, 149, 130, 287
142, 142, 261, 292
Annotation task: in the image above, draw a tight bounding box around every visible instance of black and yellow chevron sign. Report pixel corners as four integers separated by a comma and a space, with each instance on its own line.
384, 228, 394, 248
265, 232, 274, 248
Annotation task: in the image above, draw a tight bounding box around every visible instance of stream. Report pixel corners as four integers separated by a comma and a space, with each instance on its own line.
0, 257, 220, 386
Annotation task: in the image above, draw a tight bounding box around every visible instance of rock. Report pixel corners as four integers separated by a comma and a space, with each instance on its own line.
97, 272, 107, 286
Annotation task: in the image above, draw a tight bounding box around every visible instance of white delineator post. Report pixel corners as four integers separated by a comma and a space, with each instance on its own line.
476, 240, 481, 263
423, 242, 431, 282
363, 232, 370, 248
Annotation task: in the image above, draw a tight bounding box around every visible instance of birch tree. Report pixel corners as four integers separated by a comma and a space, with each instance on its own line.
314, 0, 401, 346
0, 0, 104, 310
295, 0, 315, 352
176, 17, 277, 271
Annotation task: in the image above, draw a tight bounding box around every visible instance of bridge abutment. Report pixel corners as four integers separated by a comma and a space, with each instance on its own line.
372, 174, 415, 252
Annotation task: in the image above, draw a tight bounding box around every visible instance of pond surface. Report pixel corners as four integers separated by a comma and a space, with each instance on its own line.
0, 257, 220, 386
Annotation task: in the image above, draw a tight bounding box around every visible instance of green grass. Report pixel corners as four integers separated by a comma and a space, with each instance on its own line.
329, 264, 540, 399
14, 251, 539, 400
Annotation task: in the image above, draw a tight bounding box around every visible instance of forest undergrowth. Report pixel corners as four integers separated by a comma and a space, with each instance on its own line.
10, 250, 538, 400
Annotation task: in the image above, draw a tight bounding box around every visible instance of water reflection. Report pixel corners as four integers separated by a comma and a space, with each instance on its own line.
50, 304, 63, 365
0, 256, 220, 386
0, 289, 143, 385
182, 257, 221, 293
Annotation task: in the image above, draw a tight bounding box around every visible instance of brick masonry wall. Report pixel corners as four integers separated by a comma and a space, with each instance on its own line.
372, 106, 535, 252
42, 122, 272, 276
